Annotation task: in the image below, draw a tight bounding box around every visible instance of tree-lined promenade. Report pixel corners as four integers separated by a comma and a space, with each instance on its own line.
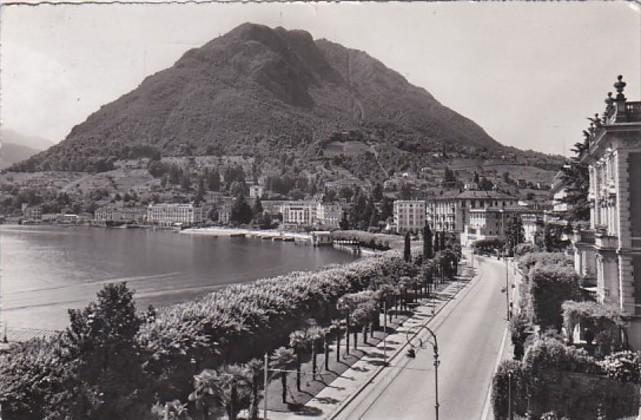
0, 227, 462, 420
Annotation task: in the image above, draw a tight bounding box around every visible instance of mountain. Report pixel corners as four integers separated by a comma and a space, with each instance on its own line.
0, 143, 41, 169
10, 23, 559, 176
0, 129, 54, 169
1, 128, 54, 151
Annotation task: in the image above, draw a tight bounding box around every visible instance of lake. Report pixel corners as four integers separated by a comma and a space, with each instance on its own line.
0, 225, 357, 331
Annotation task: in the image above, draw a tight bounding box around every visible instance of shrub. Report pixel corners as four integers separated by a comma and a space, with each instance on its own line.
523, 337, 600, 375
529, 264, 581, 331
517, 252, 573, 276
599, 351, 641, 384
561, 300, 623, 354
0, 252, 404, 418
491, 359, 527, 420
514, 242, 539, 257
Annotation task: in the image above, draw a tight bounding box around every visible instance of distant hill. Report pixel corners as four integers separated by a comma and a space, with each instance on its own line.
10, 22, 558, 176
1, 128, 54, 151
0, 143, 42, 169
1, 129, 54, 169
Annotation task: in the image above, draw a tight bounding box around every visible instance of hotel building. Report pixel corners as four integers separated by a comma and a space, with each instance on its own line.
393, 200, 425, 233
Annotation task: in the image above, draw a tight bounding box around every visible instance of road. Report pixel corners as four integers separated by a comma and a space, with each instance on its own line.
333, 256, 509, 420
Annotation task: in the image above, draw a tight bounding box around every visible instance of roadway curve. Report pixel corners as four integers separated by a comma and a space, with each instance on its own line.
333, 256, 509, 420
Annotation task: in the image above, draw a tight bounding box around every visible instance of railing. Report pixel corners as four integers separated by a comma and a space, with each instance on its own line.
626, 101, 641, 122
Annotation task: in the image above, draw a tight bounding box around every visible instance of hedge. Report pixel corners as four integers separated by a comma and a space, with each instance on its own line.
493, 337, 640, 420
528, 264, 581, 331
0, 252, 416, 419
517, 252, 573, 276
561, 300, 623, 354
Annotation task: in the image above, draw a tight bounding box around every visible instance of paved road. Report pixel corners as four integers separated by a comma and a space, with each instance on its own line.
333, 256, 509, 420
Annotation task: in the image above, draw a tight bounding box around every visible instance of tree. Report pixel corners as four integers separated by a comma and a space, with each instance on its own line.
559, 143, 590, 221
252, 197, 263, 216
270, 347, 296, 404
189, 365, 251, 420
423, 223, 433, 259
62, 283, 151, 420
230, 195, 253, 225
505, 215, 525, 256
195, 177, 206, 205
339, 210, 350, 230
479, 177, 494, 191
380, 196, 394, 221
289, 330, 308, 392
372, 183, 384, 202
207, 169, 221, 192
404, 232, 411, 262
473, 171, 480, 184
180, 171, 192, 191
399, 183, 412, 200
442, 166, 457, 188
243, 359, 263, 420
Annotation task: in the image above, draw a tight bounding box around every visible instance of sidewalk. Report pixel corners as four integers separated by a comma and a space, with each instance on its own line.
265, 263, 476, 420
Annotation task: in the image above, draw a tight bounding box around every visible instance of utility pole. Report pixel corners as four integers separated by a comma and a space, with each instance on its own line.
263, 353, 269, 420
508, 371, 513, 420
406, 325, 439, 420
505, 251, 511, 321
383, 301, 388, 364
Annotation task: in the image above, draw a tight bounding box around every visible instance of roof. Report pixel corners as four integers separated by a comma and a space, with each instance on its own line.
428, 190, 517, 201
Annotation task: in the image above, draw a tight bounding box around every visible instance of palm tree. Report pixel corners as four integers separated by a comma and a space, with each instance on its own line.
243, 358, 263, 420
188, 369, 219, 420
270, 346, 296, 404
322, 326, 332, 371
337, 296, 356, 355
307, 326, 323, 381
332, 319, 342, 362
289, 330, 309, 391
217, 364, 252, 420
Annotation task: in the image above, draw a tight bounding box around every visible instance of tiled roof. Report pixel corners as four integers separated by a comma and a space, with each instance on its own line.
429, 190, 517, 201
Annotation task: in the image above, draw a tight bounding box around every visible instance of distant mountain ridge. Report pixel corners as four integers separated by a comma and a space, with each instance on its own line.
1, 129, 54, 169
11, 23, 557, 174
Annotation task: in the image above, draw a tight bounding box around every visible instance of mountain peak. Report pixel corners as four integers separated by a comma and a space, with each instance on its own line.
11, 23, 506, 173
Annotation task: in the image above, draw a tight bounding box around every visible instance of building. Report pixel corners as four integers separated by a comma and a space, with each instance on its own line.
249, 184, 264, 199
571, 75, 641, 348
147, 203, 205, 227
393, 200, 425, 233
425, 190, 519, 234
316, 202, 343, 228
280, 201, 318, 227
460, 207, 527, 246
94, 205, 147, 224
522, 212, 545, 244
21, 204, 42, 222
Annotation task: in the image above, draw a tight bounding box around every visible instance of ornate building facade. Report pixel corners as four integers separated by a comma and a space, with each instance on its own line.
573, 75, 641, 348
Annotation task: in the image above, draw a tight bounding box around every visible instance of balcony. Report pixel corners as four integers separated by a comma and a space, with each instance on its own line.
572, 229, 595, 245
594, 227, 618, 249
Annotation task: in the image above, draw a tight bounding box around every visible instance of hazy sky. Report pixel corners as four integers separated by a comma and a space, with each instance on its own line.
1, 1, 640, 156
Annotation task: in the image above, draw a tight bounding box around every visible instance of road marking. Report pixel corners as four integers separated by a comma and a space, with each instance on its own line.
480, 317, 509, 420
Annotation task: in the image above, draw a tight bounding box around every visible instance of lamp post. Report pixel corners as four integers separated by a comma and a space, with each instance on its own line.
406, 325, 440, 420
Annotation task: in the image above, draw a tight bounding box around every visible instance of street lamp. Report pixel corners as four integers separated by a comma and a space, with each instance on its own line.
405, 325, 440, 420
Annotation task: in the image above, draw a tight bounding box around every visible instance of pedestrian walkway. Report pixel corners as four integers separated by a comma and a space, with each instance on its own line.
265, 264, 475, 420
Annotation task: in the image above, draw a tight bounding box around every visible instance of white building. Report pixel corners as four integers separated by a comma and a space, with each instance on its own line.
426, 190, 519, 233
393, 200, 425, 233
280, 201, 318, 227
147, 203, 205, 227
94, 205, 147, 224
571, 75, 641, 349
249, 185, 264, 199
316, 202, 343, 228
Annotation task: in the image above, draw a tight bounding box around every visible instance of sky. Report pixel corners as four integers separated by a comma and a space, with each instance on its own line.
0, 1, 640, 156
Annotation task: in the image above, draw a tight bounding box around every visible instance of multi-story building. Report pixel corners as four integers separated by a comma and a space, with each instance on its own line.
460, 207, 528, 246
316, 202, 343, 228
571, 75, 641, 348
21, 204, 42, 222
147, 203, 205, 227
393, 200, 425, 233
522, 212, 544, 244
94, 205, 147, 224
425, 190, 519, 233
280, 201, 318, 227
249, 185, 264, 199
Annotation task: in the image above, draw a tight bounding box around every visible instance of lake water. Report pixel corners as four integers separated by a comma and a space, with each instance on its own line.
0, 225, 357, 331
